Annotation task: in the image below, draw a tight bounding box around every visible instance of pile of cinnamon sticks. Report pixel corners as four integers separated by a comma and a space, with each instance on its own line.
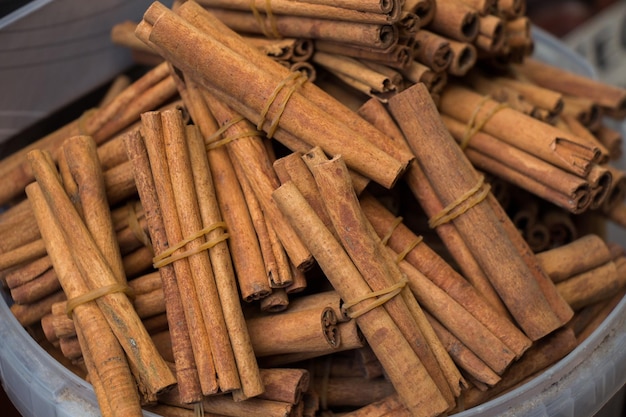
1, 1, 626, 417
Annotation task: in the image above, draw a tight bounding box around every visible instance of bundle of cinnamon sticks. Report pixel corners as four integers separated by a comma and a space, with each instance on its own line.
1, 1, 626, 417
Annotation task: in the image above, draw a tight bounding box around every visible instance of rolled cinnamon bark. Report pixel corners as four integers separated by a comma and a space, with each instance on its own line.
257, 367, 310, 404
514, 57, 626, 117
63, 136, 127, 286
185, 124, 265, 400
475, 14, 504, 52
389, 82, 566, 340
428, 0, 479, 42
200, 6, 398, 49
247, 306, 339, 357
359, 193, 531, 358
602, 165, 626, 212
43, 271, 167, 343
10, 265, 60, 305
490, 74, 564, 119
0, 236, 47, 271
272, 181, 451, 416
413, 30, 453, 72
26, 183, 143, 417
317, 39, 413, 69
195, 0, 401, 24
586, 164, 613, 210
176, 0, 413, 167
28, 148, 177, 396
441, 114, 592, 214
137, 1, 408, 189
399, 60, 448, 92
439, 83, 601, 178
312, 51, 401, 101
403, 0, 436, 26
356, 97, 510, 317
396, 255, 516, 374
138, 112, 218, 395
560, 115, 610, 164
425, 312, 501, 387
160, 109, 241, 393
446, 38, 476, 76
201, 87, 312, 271
556, 258, 626, 310
257, 319, 365, 367
304, 149, 461, 403
180, 81, 273, 302
10, 289, 66, 327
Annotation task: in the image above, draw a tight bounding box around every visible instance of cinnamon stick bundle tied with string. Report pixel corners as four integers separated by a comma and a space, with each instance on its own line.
27, 182, 144, 417
175, 0, 414, 170
439, 83, 602, 178
135, 1, 408, 190
305, 149, 464, 403
27, 147, 176, 398
174, 77, 274, 302
272, 180, 452, 417
389, 82, 571, 341
440, 114, 594, 214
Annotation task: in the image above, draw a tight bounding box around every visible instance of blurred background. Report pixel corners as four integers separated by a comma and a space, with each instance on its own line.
527, 0, 625, 88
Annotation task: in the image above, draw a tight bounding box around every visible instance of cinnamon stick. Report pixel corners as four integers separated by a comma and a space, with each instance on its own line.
195, 0, 401, 24
63, 135, 127, 285
428, 0, 479, 42
246, 306, 340, 357
556, 258, 626, 310
514, 57, 626, 117
413, 30, 453, 73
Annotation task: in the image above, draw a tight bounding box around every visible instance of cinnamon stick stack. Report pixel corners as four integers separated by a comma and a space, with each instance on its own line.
2, 1, 626, 417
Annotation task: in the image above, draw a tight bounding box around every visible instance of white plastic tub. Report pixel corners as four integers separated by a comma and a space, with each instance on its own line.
0, 22, 624, 417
